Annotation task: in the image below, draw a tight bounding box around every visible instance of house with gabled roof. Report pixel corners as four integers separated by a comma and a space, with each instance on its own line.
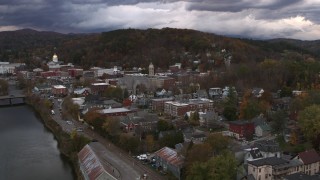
194, 89, 208, 99
254, 140, 281, 159
247, 157, 303, 180
252, 116, 271, 137
73, 87, 91, 96
244, 147, 264, 164
252, 88, 264, 98
154, 147, 184, 180
283, 172, 320, 180
293, 149, 320, 175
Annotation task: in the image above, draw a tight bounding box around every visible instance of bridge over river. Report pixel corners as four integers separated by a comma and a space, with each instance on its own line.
0, 81, 26, 106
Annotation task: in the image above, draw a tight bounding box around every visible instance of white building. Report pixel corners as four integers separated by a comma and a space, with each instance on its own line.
0, 62, 25, 74
91, 67, 123, 77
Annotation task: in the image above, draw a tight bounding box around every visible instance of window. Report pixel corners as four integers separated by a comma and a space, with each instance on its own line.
253, 168, 255, 172
265, 174, 268, 179
258, 175, 261, 180
259, 168, 261, 173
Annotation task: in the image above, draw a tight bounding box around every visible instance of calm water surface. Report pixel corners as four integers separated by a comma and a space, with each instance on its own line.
0, 105, 75, 180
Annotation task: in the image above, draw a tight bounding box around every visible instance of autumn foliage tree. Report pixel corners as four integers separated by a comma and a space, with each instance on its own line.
0, 79, 8, 95
298, 105, 320, 150
187, 151, 237, 180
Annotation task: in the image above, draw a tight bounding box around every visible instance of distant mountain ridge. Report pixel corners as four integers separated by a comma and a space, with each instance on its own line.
0, 28, 318, 69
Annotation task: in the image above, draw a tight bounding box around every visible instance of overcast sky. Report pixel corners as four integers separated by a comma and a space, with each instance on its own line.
1, 0, 320, 40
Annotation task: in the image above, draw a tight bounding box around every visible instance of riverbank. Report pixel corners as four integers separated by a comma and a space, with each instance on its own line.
25, 94, 87, 180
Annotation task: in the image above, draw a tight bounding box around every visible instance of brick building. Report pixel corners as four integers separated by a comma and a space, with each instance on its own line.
68, 68, 83, 77
164, 98, 214, 117
164, 101, 190, 117
151, 97, 174, 112
229, 120, 255, 140
90, 83, 109, 95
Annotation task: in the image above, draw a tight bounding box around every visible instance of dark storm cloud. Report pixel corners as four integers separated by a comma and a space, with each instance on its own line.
0, 0, 319, 39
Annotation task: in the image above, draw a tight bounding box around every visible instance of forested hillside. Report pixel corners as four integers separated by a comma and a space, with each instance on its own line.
0, 28, 317, 70
2, 28, 320, 91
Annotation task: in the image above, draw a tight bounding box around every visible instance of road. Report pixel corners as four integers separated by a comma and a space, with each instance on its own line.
50, 97, 164, 180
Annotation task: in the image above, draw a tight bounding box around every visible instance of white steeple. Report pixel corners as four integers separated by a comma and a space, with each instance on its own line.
149, 62, 154, 76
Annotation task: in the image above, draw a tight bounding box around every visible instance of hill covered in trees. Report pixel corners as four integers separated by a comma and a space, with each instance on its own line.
3, 28, 320, 92
0, 28, 318, 71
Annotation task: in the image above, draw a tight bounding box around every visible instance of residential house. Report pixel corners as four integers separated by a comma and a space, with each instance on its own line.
208, 87, 222, 99
119, 116, 138, 133
181, 127, 206, 144
282, 172, 320, 180
293, 149, 320, 175
271, 97, 291, 112
244, 148, 264, 164
193, 89, 208, 99
222, 86, 237, 99
155, 89, 166, 97
252, 116, 271, 137
74, 87, 91, 96
248, 157, 303, 180
229, 120, 255, 140
154, 147, 184, 180
254, 140, 281, 158
199, 111, 220, 129
252, 88, 265, 98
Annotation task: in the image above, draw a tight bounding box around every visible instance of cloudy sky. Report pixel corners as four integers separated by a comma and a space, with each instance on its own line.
1, 0, 320, 40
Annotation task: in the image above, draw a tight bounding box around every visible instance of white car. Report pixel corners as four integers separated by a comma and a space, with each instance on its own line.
51, 110, 55, 115
137, 154, 147, 160
66, 121, 72, 125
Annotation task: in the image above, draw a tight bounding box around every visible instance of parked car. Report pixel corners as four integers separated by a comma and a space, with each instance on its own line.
66, 121, 72, 125
137, 154, 147, 161
51, 110, 55, 115
76, 128, 83, 132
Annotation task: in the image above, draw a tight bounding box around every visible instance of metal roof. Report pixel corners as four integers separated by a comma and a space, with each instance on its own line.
78, 144, 106, 180
154, 147, 184, 167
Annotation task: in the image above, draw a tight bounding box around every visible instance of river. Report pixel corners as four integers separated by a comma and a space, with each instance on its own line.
0, 105, 75, 180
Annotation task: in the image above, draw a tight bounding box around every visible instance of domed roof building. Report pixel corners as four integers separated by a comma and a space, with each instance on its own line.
52, 53, 58, 62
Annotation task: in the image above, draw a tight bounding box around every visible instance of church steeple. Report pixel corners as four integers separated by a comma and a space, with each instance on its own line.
149, 62, 154, 76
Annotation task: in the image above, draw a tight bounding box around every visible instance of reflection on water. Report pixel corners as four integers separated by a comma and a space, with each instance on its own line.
0, 106, 75, 180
